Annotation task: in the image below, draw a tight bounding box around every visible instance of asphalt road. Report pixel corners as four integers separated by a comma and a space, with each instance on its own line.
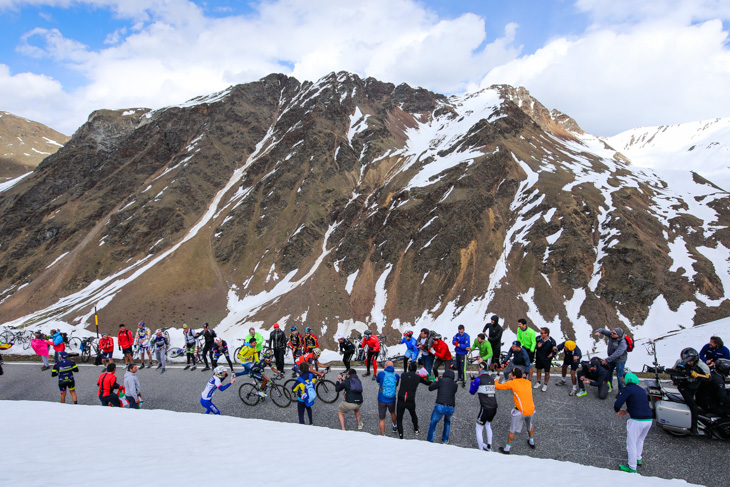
0, 359, 724, 486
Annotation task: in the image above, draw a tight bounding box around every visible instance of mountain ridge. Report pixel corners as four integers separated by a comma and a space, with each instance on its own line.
0, 72, 727, 350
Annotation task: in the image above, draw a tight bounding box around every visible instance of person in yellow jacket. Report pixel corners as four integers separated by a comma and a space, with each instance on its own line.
235, 338, 258, 375
495, 367, 535, 454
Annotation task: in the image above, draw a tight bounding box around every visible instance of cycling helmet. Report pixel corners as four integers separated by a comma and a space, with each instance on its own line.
363, 330, 372, 336
404, 330, 413, 337
215, 337, 222, 343
182, 324, 188, 329
214, 366, 227, 377
305, 327, 312, 333
203, 322, 209, 328
565, 340, 576, 351
59, 351, 68, 359
262, 351, 273, 361
155, 329, 162, 334
138, 321, 145, 327
433, 334, 442, 341
715, 358, 730, 377
313, 348, 322, 357
290, 326, 297, 332
680, 347, 699, 365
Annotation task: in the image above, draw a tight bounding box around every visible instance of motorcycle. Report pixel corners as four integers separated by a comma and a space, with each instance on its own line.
642, 339, 730, 440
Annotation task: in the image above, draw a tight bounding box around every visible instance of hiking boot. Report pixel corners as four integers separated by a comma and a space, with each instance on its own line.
618, 465, 636, 473
541, 384, 548, 392
576, 390, 587, 397
184, 365, 190, 370
533, 382, 541, 389
498, 447, 510, 455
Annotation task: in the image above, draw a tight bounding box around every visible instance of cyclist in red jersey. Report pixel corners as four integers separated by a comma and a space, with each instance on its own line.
361, 330, 381, 380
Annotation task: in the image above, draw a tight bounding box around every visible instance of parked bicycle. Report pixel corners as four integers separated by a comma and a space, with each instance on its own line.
238, 372, 292, 408
80, 336, 100, 362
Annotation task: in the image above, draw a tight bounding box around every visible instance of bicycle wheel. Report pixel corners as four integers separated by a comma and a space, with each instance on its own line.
315, 379, 339, 404
284, 379, 298, 396
67, 337, 82, 354
234, 346, 242, 359
269, 384, 292, 408
0, 331, 14, 344
22, 335, 32, 350
238, 383, 261, 406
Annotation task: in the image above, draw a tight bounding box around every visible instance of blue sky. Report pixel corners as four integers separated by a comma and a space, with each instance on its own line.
1, 0, 729, 136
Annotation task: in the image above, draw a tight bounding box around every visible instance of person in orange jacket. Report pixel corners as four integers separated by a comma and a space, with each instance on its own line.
99, 333, 115, 366
495, 367, 536, 454
430, 334, 452, 379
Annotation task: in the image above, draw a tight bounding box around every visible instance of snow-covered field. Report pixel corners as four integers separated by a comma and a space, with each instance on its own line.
0, 400, 700, 487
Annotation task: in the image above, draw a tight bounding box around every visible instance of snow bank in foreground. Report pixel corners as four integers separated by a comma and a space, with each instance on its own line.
0, 401, 698, 487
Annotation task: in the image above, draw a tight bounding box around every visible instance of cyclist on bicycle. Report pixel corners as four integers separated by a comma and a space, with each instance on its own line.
201, 366, 236, 414
248, 351, 282, 397
135, 321, 153, 368
400, 330, 419, 373
212, 337, 235, 371
294, 348, 327, 378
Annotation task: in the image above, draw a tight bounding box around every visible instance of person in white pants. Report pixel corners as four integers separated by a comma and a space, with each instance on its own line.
614, 372, 653, 473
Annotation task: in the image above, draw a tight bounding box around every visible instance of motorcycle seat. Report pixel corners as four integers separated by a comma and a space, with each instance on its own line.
665, 392, 685, 403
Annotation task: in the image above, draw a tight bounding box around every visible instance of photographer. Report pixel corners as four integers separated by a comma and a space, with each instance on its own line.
335, 369, 364, 430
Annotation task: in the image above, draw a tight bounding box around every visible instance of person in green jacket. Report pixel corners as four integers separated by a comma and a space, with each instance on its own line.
468, 333, 493, 366
244, 327, 264, 361
517, 319, 537, 381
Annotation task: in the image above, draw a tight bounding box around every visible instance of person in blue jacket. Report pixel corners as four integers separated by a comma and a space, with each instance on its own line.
452, 325, 471, 387
400, 330, 419, 373
699, 336, 729, 368
614, 372, 653, 473
51, 330, 65, 363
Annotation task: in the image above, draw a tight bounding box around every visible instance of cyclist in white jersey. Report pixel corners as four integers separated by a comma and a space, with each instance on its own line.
135, 321, 154, 368
200, 366, 236, 414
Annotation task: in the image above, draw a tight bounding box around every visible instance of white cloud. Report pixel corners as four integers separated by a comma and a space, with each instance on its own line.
481, 17, 730, 135
2, 0, 521, 135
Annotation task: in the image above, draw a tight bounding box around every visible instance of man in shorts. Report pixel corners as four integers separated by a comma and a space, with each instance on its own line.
52, 351, 79, 404
118, 324, 134, 366
335, 368, 364, 430
375, 360, 400, 435
533, 327, 556, 392
99, 333, 114, 366
554, 340, 582, 395
135, 321, 153, 368
495, 368, 535, 454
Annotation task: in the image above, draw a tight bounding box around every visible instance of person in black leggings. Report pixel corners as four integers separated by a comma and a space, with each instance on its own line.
396, 362, 432, 438
337, 335, 355, 373
195, 323, 217, 371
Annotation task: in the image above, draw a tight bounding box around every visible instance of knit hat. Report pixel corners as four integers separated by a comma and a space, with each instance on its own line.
624, 372, 639, 385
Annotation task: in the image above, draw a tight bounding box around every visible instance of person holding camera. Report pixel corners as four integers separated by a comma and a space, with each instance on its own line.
335, 369, 364, 430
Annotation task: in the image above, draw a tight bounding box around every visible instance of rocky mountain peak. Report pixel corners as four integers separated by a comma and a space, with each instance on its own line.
0, 111, 69, 182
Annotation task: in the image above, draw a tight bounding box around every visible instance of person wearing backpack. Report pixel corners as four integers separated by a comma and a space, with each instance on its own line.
291, 363, 318, 425
595, 328, 629, 395
335, 368, 364, 430
375, 360, 400, 435
50, 329, 66, 363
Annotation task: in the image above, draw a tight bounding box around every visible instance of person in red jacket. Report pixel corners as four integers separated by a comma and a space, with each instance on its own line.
97, 363, 121, 407
117, 324, 134, 366
361, 330, 381, 380
430, 334, 452, 379
99, 333, 115, 366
